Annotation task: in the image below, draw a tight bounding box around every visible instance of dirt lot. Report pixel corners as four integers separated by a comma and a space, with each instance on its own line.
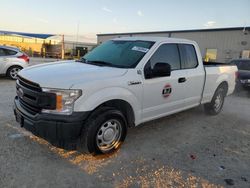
0, 77, 250, 188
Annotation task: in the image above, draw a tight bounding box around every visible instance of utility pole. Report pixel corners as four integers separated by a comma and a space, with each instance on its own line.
61, 34, 65, 59
76, 21, 80, 58
76, 21, 79, 45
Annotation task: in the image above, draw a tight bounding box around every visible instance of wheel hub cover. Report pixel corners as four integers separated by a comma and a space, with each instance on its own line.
103, 128, 115, 141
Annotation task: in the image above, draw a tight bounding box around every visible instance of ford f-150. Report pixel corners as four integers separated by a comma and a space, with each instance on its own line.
14, 37, 238, 155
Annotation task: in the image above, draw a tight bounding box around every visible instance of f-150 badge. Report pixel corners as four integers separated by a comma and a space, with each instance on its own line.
162, 84, 172, 98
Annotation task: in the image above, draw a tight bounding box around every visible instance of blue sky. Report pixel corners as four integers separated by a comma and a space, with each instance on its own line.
0, 0, 249, 41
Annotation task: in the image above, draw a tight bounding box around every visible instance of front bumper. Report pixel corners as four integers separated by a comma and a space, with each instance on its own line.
239, 79, 250, 88
14, 96, 90, 149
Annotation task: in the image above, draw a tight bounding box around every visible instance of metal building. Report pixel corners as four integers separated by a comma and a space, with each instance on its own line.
0, 30, 96, 59
97, 27, 250, 62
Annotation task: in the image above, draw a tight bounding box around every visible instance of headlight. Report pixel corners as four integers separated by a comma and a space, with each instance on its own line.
41, 88, 82, 115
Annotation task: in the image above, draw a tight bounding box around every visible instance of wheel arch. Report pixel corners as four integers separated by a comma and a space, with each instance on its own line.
217, 81, 229, 96
92, 99, 135, 127
74, 87, 140, 126
6, 65, 23, 76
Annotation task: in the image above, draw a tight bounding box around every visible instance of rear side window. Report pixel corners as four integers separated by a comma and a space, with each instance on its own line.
149, 44, 181, 70
4, 49, 17, 56
179, 44, 198, 69
0, 48, 17, 56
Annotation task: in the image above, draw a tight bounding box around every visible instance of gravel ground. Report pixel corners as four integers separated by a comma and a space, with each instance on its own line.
0, 77, 250, 188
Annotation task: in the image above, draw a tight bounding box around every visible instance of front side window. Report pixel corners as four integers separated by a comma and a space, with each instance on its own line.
179, 44, 198, 69
144, 44, 180, 79
83, 40, 154, 68
148, 44, 181, 70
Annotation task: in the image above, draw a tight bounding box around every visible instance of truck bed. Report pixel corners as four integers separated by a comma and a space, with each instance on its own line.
201, 63, 237, 104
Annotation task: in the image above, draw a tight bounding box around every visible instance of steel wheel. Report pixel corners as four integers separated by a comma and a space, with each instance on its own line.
214, 92, 223, 112
78, 107, 127, 155
96, 119, 122, 152
8, 66, 22, 80
204, 86, 226, 115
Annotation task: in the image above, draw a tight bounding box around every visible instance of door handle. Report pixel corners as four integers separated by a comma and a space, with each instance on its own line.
178, 77, 186, 83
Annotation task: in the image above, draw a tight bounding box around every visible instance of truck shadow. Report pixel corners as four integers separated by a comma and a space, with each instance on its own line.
233, 86, 250, 98
7, 104, 225, 188
7, 99, 247, 187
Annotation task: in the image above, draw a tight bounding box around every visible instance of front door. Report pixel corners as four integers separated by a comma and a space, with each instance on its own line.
142, 43, 188, 122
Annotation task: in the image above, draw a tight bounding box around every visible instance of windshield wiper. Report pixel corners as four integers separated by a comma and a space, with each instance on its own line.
87, 60, 114, 67
76, 58, 87, 63
77, 59, 126, 68
87, 60, 126, 68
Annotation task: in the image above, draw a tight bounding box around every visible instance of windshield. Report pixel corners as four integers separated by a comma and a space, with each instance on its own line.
233, 60, 250, 71
83, 40, 155, 68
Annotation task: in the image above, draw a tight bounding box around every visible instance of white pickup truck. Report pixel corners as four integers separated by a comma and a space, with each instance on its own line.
14, 37, 238, 155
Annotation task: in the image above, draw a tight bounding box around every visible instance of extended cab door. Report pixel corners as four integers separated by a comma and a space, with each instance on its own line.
178, 44, 205, 107
142, 43, 188, 122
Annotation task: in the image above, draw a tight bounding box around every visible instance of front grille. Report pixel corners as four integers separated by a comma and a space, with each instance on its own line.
19, 98, 40, 115
16, 76, 56, 115
18, 76, 41, 92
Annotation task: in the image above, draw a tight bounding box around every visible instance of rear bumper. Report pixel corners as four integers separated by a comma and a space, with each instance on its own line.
14, 96, 90, 149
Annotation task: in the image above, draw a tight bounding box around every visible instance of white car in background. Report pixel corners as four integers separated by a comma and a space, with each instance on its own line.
0, 45, 29, 79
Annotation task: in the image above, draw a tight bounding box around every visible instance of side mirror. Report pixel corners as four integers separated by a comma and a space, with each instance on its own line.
153, 62, 171, 77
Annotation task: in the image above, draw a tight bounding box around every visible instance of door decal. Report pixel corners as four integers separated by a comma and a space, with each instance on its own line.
162, 84, 172, 98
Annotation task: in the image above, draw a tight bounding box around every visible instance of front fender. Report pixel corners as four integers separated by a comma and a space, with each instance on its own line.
74, 87, 141, 124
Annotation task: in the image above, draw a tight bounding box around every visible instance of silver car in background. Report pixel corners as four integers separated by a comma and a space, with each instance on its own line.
0, 45, 29, 79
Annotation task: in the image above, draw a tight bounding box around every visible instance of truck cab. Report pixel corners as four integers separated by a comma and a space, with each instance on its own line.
14, 37, 237, 155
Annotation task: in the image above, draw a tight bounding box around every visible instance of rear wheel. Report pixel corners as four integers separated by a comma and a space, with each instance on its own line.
7, 66, 22, 80
204, 86, 226, 115
78, 107, 127, 155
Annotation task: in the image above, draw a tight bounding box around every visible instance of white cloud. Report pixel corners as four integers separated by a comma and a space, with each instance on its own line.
204, 21, 216, 27
137, 10, 144, 17
102, 6, 112, 13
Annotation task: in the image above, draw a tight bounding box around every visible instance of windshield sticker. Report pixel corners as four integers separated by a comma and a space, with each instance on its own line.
132, 46, 149, 53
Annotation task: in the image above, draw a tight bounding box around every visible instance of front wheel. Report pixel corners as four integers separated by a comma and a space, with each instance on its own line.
7, 66, 22, 80
204, 87, 225, 115
78, 107, 127, 155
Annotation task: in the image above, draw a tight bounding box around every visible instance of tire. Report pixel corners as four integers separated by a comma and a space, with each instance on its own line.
7, 66, 22, 80
78, 107, 127, 155
204, 86, 226, 115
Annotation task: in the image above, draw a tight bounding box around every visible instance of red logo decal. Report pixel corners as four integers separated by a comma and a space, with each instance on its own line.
162, 84, 172, 98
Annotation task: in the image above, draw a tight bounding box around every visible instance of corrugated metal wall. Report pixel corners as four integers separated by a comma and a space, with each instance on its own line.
97, 29, 250, 62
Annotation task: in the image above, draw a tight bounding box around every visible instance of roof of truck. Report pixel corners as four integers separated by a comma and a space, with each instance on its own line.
113, 36, 194, 43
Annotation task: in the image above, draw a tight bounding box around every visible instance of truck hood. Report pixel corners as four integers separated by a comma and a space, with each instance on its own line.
19, 61, 128, 89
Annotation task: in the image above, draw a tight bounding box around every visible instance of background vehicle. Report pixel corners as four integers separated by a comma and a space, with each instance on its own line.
230, 59, 250, 89
0, 45, 29, 79
14, 37, 237, 155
